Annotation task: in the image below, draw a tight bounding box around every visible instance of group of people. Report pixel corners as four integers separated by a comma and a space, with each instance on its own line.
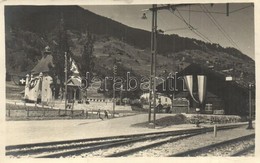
97, 109, 109, 120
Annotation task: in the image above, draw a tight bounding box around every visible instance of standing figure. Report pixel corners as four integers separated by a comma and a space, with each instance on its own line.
97, 109, 103, 120
104, 110, 109, 119
157, 99, 163, 113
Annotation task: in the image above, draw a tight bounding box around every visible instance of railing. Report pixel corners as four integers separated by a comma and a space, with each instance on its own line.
5, 103, 113, 119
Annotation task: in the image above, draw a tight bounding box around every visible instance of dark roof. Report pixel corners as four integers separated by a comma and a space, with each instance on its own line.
157, 63, 249, 95
178, 63, 248, 92
176, 63, 225, 79
31, 54, 54, 74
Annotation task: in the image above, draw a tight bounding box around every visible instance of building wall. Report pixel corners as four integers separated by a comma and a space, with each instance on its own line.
140, 93, 172, 106
224, 84, 248, 115
41, 75, 53, 104
171, 98, 189, 113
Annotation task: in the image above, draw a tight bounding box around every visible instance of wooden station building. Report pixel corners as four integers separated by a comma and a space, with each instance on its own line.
157, 64, 255, 116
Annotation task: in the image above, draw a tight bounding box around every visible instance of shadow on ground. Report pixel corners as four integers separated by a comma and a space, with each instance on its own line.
131, 114, 188, 128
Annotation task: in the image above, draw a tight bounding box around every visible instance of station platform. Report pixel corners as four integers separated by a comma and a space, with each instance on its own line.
6, 114, 206, 146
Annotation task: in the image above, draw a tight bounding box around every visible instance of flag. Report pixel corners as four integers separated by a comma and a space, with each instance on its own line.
19, 77, 26, 86
28, 77, 40, 89
69, 57, 80, 74
25, 77, 41, 102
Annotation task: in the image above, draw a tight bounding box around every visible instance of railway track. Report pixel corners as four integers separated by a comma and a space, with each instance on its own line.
105, 132, 200, 157
6, 123, 249, 158
230, 144, 255, 156
169, 133, 255, 157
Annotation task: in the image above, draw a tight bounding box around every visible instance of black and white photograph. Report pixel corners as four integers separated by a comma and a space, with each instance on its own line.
1, 0, 258, 160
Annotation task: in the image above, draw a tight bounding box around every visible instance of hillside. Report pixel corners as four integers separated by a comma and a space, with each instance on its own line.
5, 5, 255, 88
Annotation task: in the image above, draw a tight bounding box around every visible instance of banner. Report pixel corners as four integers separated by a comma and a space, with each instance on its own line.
197, 75, 207, 104
25, 77, 41, 102
184, 75, 199, 103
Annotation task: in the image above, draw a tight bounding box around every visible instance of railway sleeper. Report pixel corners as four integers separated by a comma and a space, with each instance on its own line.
169, 133, 255, 157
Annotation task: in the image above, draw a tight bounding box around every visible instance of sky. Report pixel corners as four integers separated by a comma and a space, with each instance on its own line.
83, 3, 254, 59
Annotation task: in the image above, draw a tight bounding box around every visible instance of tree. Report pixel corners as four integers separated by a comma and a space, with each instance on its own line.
50, 14, 72, 98
81, 29, 95, 76
80, 28, 95, 100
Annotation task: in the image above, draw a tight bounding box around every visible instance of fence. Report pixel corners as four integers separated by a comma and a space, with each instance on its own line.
5, 103, 113, 119
53, 100, 113, 111
6, 108, 85, 118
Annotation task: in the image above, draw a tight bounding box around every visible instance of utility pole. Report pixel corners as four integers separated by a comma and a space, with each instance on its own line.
85, 72, 89, 103
120, 84, 123, 105
148, 4, 157, 124
113, 63, 117, 118
148, 8, 154, 123
146, 4, 190, 126
64, 52, 68, 112
247, 83, 254, 129
145, 3, 232, 126
152, 4, 157, 128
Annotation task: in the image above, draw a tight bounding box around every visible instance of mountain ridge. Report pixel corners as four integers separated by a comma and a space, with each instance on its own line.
5, 5, 255, 87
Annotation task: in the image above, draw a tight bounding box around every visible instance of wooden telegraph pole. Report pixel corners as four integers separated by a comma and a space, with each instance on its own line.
147, 4, 194, 126
145, 3, 232, 127
64, 52, 68, 112
146, 4, 158, 125
247, 83, 254, 129
113, 63, 117, 118
148, 5, 155, 123
152, 4, 157, 128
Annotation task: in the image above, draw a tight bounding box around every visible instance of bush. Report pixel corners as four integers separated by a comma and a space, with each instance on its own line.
155, 114, 188, 126
188, 114, 241, 124
140, 97, 149, 105
131, 114, 188, 128
130, 99, 142, 108
131, 105, 146, 112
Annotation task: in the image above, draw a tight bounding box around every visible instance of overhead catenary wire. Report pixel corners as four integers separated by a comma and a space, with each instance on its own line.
229, 4, 253, 14
157, 5, 191, 33
200, 4, 241, 51
143, 3, 251, 49
164, 27, 190, 32
170, 8, 212, 43
175, 8, 212, 43
177, 8, 226, 14
147, 4, 213, 42
176, 4, 253, 15
157, 10, 170, 31
174, 11, 209, 43
189, 5, 191, 24
157, 10, 190, 32
201, 5, 238, 47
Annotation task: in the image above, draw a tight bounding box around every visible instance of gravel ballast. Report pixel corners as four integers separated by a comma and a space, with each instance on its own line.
129, 125, 255, 157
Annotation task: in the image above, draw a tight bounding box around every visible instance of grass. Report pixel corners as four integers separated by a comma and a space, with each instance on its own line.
6, 81, 24, 100
131, 113, 243, 128
188, 114, 242, 124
